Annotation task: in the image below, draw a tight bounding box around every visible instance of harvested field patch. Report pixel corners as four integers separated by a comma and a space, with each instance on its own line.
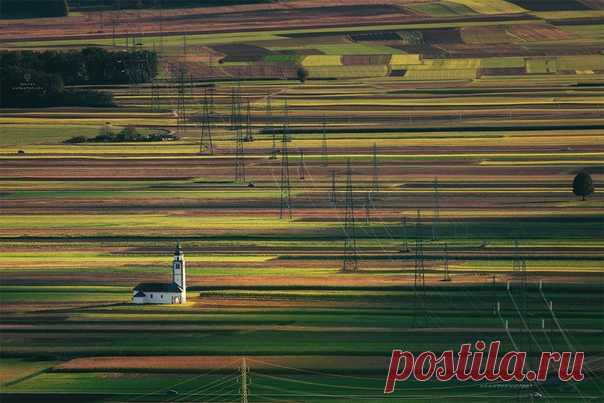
479, 56, 525, 68
389, 53, 422, 65
54, 355, 388, 373
305, 65, 388, 79
525, 57, 559, 74
507, 0, 592, 11
396, 30, 424, 46
478, 67, 526, 76
402, 69, 477, 80
448, 0, 526, 15
0, 359, 58, 385
506, 23, 572, 41
314, 43, 401, 55
420, 28, 463, 44
301, 55, 342, 66
263, 53, 303, 63
348, 31, 401, 42
211, 43, 272, 62
420, 58, 481, 69
406, 1, 477, 17
460, 26, 511, 44
435, 43, 527, 57
341, 55, 391, 65
557, 54, 604, 70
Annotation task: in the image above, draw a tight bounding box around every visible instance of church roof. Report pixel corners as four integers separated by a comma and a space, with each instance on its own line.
175, 242, 182, 256
133, 282, 182, 293
133, 290, 146, 298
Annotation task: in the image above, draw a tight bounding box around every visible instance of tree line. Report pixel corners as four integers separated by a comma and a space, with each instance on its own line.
69, 0, 272, 11
0, 0, 69, 18
1, 48, 158, 107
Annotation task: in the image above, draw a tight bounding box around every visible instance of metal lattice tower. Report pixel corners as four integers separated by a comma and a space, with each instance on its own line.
298, 150, 305, 181
400, 216, 409, 252
513, 240, 526, 282
513, 240, 528, 311
111, 1, 120, 48
136, 0, 143, 45
230, 88, 237, 130
175, 65, 187, 137
279, 120, 292, 219
364, 192, 371, 225
199, 89, 214, 154
342, 158, 359, 272
432, 177, 440, 241
443, 242, 451, 282
234, 91, 245, 183
240, 357, 249, 403
371, 143, 379, 195
155, 0, 164, 52
266, 91, 277, 159
512, 239, 530, 397
126, 47, 148, 95
189, 73, 195, 106
244, 99, 253, 142
329, 170, 336, 207
321, 116, 328, 167
413, 210, 425, 327
151, 72, 160, 113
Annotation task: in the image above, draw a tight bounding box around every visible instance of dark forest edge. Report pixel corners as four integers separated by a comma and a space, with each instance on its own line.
0, 0, 69, 18
69, 0, 274, 11
0, 48, 157, 107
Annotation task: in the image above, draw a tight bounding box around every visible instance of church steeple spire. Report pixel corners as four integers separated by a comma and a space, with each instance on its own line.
172, 242, 186, 302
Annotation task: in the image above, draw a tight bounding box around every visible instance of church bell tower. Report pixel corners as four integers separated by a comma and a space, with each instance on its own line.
172, 242, 186, 301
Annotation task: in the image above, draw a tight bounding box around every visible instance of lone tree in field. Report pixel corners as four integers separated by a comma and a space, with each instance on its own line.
572, 171, 594, 201
297, 67, 309, 83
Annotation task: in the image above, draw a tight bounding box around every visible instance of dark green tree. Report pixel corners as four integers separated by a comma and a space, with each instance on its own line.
297, 67, 309, 83
572, 171, 594, 201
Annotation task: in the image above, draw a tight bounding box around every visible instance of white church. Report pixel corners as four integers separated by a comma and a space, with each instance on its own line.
132, 243, 187, 304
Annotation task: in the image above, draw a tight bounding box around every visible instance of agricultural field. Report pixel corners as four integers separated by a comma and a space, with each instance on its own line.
0, 0, 603, 402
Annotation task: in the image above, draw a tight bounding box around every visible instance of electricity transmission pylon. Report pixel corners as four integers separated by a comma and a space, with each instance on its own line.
234, 87, 245, 183
321, 116, 328, 167
240, 357, 249, 403
512, 239, 530, 398
199, 89, 214, 154
298, 150, 305, 181
513, 240, 527, 284
432, 177, 440, 241
279, 122, 292, 219
266, 91, 277, 159
443, 242, 451, 281
154, 0, 164, 52
371, 143, 379, 196
151, 78, 160, 112
244, 99, 253, 142
364, 192, 371, 225
230, 88, 237, 130
400, 216, 409, 252
413, 209, 425, 327
342, 158, 359, 272
176, 65, 187, 137
329, 170, 336, 206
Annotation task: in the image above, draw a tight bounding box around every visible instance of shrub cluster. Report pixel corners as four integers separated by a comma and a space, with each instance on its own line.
65, 126, 177, 143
